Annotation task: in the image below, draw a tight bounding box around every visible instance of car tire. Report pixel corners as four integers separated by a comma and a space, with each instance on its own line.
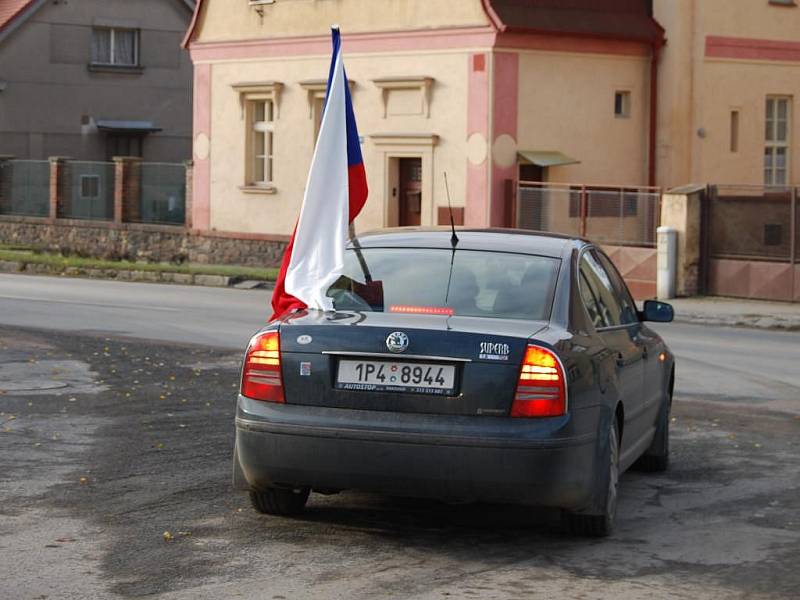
634, 390, 671, 473
563, 418, 619, 537
249, 487, 310, 516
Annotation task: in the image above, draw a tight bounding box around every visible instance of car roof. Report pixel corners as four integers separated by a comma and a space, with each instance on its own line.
350, 227, 585, 258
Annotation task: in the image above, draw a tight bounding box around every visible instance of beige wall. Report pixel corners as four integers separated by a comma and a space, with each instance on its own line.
695, 0, 800, 41
653, 0, 695, 188
516, 50, 651, 186
194, 0, 489, 42
655, 0, 800, 187
204, 50, 473, 235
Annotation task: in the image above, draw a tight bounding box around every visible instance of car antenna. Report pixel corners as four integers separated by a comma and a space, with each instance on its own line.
443, 172, 458, 317
444, 172, 459, 248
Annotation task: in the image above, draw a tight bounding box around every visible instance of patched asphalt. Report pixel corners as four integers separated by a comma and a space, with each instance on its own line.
1, 325, 798, 599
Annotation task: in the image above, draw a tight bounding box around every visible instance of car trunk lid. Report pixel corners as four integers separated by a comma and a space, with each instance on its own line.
279, 311, 547, 416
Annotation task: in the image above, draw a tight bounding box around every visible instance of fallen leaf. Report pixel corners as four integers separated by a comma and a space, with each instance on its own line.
79, 477, 89, 485
163, 531, 173, 542
177, 531, 192, 537
7, 415, 16, 421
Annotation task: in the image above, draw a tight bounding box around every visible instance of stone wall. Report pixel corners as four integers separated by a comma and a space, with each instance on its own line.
0, 217, 288, 267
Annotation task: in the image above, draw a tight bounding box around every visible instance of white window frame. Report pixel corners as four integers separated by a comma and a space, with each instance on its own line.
232, 82, 283, 191
249, 99, 274, 187
765, 96, 791, 186
91, 27, 139, 67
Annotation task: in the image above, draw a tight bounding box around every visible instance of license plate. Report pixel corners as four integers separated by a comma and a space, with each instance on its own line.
336, 359, 456, 395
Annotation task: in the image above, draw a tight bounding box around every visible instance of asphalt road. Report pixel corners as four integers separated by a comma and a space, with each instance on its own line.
1, 274, 799, 599
1, 273, 798, 412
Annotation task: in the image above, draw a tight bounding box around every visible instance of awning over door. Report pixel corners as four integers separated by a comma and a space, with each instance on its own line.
517, 150, 579, 168
95, 120, 162, 134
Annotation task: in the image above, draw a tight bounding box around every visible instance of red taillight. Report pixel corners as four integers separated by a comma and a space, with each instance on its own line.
241, 330, 284, 403
510, 345, 566, 418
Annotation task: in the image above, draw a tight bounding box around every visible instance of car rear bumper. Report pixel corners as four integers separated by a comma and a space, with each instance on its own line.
235, 397, 600, 510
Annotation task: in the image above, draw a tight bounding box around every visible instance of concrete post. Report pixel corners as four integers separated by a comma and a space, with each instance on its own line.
657, 226, 677, 299
660, 184, 705, 297
183, 159, 193, 229
113, 156, 142, 223
49, 157, 71, 220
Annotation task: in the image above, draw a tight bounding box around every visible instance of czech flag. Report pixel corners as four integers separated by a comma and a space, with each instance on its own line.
270, 27, 368, 319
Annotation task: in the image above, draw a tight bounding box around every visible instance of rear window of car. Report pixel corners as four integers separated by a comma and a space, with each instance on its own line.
327, 247, 560, 321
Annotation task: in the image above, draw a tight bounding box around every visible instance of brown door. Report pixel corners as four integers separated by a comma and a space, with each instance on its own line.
399, 158, 422, 226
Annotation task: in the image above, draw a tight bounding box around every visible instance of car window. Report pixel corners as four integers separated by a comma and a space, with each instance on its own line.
578, 251, 623, 328
578, 267, 606, 329
327, 248, 560, 321
594, 251, 639, 325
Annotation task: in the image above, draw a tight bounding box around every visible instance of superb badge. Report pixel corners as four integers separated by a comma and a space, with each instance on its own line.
386, 331, 409, 353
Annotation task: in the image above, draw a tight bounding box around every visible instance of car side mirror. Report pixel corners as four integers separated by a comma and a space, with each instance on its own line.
640, 300, 674, 323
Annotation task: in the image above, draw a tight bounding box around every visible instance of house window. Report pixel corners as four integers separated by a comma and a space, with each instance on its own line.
91, 28, 138, 66
80, 175, 100, 200
765, 97, 791, 186
248, 99, 274, 186
768, 0, 796, 6
614, 91, 631, 118
730, 110, 740, 153
313, 95, 326, 142
105, 134, 143, 161
232, 81, 282, 190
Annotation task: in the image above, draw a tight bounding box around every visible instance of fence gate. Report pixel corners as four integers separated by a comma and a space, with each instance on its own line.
705, 185, 799, 302
516, 181, 661, 299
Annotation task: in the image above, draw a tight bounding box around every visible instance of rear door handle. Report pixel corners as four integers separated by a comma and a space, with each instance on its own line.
616, 352, 625, 367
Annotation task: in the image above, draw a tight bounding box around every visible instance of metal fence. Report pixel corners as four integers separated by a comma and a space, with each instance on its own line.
0, 159, 189, 225
63, 161, 115, 220
0, 160, 50, 217
708, 185, 798, 262
139, 162, 186, 225
517, 182, 661, 247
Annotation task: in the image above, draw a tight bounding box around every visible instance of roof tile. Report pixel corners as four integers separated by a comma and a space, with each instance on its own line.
0, 0, 35, 34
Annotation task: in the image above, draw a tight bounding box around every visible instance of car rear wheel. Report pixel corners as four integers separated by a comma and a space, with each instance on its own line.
563, 418, 619, 537
634, 388, 671, 473
249, 487, 310, 516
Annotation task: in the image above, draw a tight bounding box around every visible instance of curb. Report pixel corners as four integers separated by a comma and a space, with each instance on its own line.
673, 314, 800, 332
0, 259, 273, 289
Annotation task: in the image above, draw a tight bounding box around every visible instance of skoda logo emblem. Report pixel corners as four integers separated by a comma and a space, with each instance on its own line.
386, 331, 409, 354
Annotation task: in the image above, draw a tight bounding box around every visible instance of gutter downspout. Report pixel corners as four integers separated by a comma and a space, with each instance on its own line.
648, 38, 664, 187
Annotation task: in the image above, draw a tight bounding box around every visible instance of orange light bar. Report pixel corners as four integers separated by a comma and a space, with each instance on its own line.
389, 305, 455, 316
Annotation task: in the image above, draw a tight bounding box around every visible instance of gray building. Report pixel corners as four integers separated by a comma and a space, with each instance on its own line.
0, 0, 194, 162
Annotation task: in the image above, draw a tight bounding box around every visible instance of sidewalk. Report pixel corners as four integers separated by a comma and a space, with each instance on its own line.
667, 296, 800, 331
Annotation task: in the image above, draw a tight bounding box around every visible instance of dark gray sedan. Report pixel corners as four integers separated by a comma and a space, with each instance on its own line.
233, 229, 675, 536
